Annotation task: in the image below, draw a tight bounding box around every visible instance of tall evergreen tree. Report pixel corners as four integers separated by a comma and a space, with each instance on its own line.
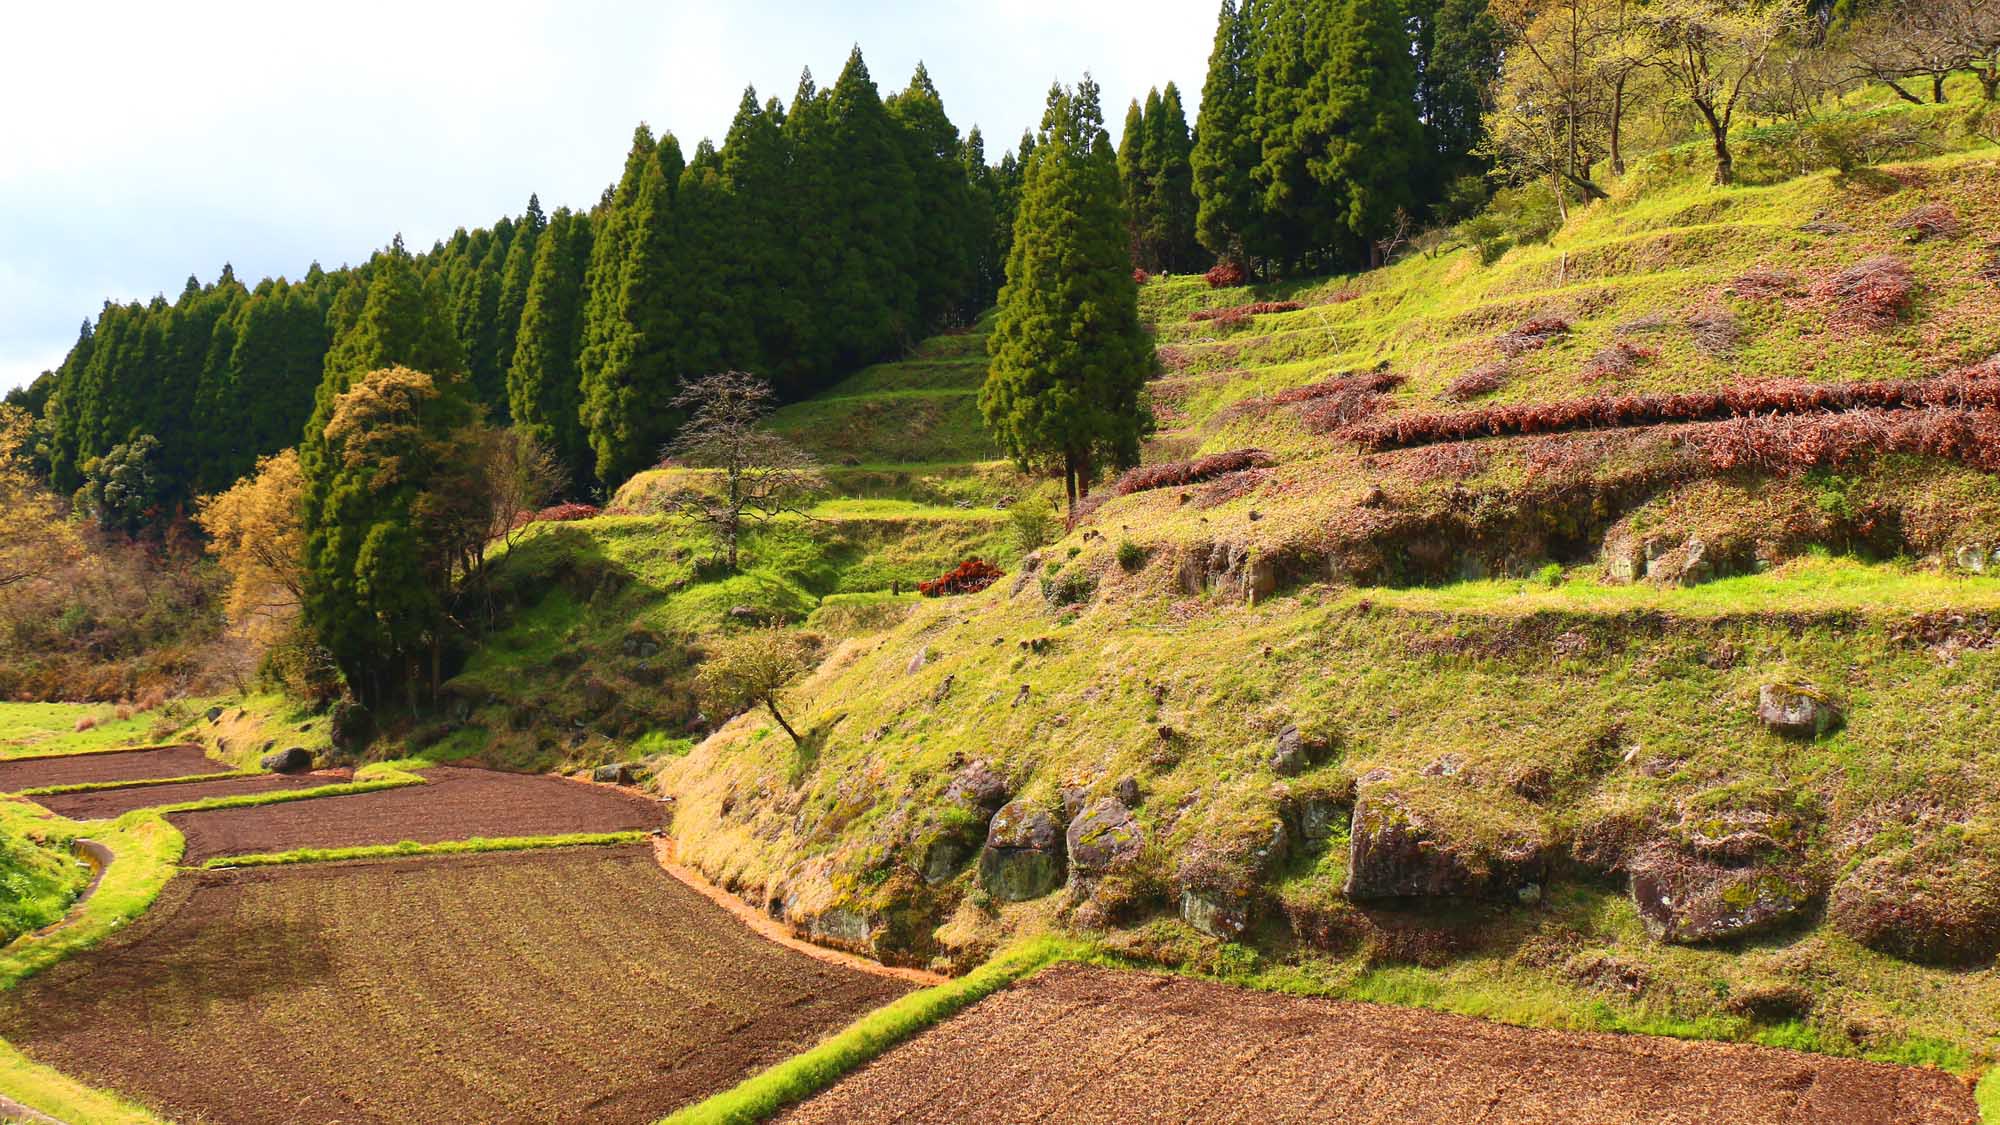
1302, 0, 1427, 265
1147, 84, 1201, 272
981, 78, 1154, 517
1193, 0, 1266, 268
508, 208, 595, 488
1415, 0, 1502, 189
887, 63, 980, 330
722, 87, 811, 393
821, 49, 919, 364
493, 193, 545, 396
1118, 96, 1156, 268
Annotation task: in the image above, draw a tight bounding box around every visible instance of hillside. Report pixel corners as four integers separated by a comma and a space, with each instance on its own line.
645, 103, 2000, 1074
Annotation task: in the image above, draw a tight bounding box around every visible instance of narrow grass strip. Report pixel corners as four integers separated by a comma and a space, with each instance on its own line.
19, 770, 255, 797
202, 830, 653, 869
124, 766, 425, 821
661, 936, 1079, 1125
1979, 1066, 1998, 1125
0, 1037, 167, 1125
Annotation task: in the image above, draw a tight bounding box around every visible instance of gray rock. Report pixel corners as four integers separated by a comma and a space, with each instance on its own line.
261, 747, 313, 774
1270, 726, 1309, 776
943, 759, 1009, 811
328, 700, 373, 754
921, 837, 970, 885
1344, 791, 1548, 901
1112, 776, 1142, 808
1066, 798, 1144, 876
1299, 795, 1346, 845
905, 646, 930, 675
978, 799, 1066, 901
1954, 545, 1990, 574
1421, 754, 1467, 779
1756, 684, 1842, 739
592, 762, 638, 785
205, 706, 225, 723
1180, 888, 1254, 940
1629, 848, 1814, 944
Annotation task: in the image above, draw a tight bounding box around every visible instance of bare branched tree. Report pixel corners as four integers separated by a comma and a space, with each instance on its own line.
1843, 0, 1998, 105
655, 373, 826, 571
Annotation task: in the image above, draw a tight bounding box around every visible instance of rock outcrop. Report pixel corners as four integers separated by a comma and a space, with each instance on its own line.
978, 799, 1066, 901
1344, 789, 1548, 902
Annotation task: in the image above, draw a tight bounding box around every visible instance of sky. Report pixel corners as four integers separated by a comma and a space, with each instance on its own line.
0, 0, 1220, 394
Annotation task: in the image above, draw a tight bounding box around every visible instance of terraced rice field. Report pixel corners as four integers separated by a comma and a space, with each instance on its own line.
783, 965, 1980, 1125
0, 845, 910, 1124
168, 764, 665, 861
30, 768, 356, 820
0, 744, 222, 792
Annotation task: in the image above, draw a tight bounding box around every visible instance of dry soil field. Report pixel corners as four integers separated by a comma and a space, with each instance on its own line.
31, 767, 355, 819
168, 764, 664, 860
0, 744, 222, 791
783, 964, 1980, 1125
0, 844, 910, 1124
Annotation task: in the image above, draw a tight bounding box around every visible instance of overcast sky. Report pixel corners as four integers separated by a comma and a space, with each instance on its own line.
0, 0, 1219, 393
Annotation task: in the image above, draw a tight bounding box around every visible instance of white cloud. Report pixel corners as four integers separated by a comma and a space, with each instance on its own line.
0, 0, 1221, 392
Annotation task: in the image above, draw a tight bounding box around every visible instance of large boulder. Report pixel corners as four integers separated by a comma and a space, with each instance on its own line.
944, 759, 1010, 812
1344, 788, 1548, 902
1176, 819, 1291, 940
261, 747, 313, 774
978, 799, 1066, 901
328, 700, 374, 754
1756, 684, 1842, 740
592, 762, 639, 785
1628, 846, 1815, 944
1066, 798, 1144, 877
1269, 725, 1333, 777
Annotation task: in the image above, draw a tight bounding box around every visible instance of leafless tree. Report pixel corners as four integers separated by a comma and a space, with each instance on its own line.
1844, 0, 1988, 104
654, 372, 826, 571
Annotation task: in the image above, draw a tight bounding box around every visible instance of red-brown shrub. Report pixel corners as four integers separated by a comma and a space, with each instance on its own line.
1157, 345, 1193, 373
1813, 256, 1916, 332
1189, 301, 1304, 323
1582, 341, 1659, 382
1441, 363, 1510, 402
1727, 268, 1800, 301
73, 715, 96, 733
1270, 370, 1405, 404
1495, 317, 1571, 357
1892, 203, 1961, 243
1114, 448, 1277, 495
513, 502, 602, 529
1205, 262, 1247, 289
1133, 268, 1151, 284
919, 559, 1005, 597
1348, 377, 2000, 450
1685, 409, 2000, 474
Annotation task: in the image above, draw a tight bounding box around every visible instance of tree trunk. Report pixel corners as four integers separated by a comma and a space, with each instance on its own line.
1981, 62, 1998, 101
1063, 449, 1079, 521
1610, 78, 1628, 177
764, 697, 801, 745
1697, 102, 1734, 186
725, 511, 739, 571
430, 640, 441, 712
1934, 73, 1948, 104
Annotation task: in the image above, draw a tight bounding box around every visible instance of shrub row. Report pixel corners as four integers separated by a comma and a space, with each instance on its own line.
514, 502, 602, 528
1204, 262, 1247, 289
1188, 301, 1304, 324
1113, 448, 1276, 495
1348, 376, 2000, 450
1685, 408, 2000, 474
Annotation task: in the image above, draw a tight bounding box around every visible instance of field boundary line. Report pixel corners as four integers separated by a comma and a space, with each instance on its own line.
651, 838, 945, 987
1979, 1066, 1997, 1125
201, 830, 654, 868
130, 767, 424, 820
659, 937, 1078, 1125
0, 812, 181, 992
0, 743, 197, 764
0, 1037, 167, 1125
18, 771, 252, 797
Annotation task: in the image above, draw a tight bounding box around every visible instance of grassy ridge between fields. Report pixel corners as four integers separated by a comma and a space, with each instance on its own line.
1981, 1067, 1998, 1124
202, 830, 654, 868
661, 937, 1080, 1125
19, 770, 255, 797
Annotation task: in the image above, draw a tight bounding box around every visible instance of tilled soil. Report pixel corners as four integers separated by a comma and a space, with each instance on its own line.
31, 768, 355, 820
168, 765, 665, 860
0, 845, 910, 1125
0, 744, 223, 792
783, 964, 1981, 1125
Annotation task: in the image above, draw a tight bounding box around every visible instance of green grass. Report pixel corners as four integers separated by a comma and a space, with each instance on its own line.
1980, 1065, 1999, 1124
0, 809, 180, 990
200, 830, 654, 869
19, 770, 255, 797
109, 765, 424, 823
660, 937, 1077, 1125
0, 1038, 166, 1125
0, 701, 208, 759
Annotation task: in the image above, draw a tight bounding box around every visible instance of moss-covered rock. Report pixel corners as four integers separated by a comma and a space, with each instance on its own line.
1344, 785, 1550, 902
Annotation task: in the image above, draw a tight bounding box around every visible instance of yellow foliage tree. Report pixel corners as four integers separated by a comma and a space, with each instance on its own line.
0, 404, 79, 596
196, 448, 307, 642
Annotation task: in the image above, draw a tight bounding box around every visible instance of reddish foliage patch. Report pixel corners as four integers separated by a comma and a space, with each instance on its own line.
1495, 317, 1571, 357
513, 502, 602, 529
1205, 262, 1247, 289
1686, 308, 1741, 356
1582, 342, 1659, 382
1270, 370, 1405, 405
1441, 363, 1511, 403
919, 559, 1004, 597
1395, 443, 1491, 482
1348, 377, 2000, 450
1892, 203, 1961, 243
1685, 409, 2000, 474
1133, 268, 1151, 284
1189, 301, 1304, 324
1156, 345, 1194, 374
1192, 469, 1271, 509
1114, 448, 1277, 495
1812, 256, 1916, 332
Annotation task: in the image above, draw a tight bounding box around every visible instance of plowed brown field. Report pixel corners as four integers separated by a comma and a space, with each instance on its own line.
782, 964, 1980, 1125
0, 845, 910, 1124
168, 764, 664, 860
0, 744, 222, 792
31, 768, 355, 820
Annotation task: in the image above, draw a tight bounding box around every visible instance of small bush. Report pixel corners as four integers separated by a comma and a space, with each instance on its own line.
1114, 449, 1276, 495
1204, 262, 1247, 289
1132, 268, 1150, 284
1441, 363, 1510, 402
1812, 256, 1916, 332
1458, 185, 1563, 265
919, 559, 1004, 597
1007, 495, 1061, 555
1686, 308, 1741, 356
1495, 317, 1571, 357
1189, 301, 1304, 323
1892, 204, 1961, 244
1115, 541, 1145, 571
1040, 568, 1097, 608
1582, 342, 1659, 382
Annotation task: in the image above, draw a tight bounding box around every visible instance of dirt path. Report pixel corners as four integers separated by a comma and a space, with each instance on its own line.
169, 765, 665, 861
0, 745, 222, 792
0, 845, 910, 1125
31, 768, 353, 820
782, 964, 1980, 1125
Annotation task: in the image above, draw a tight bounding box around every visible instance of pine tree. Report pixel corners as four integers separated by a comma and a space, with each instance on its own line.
887, 63, 980, 331
1253, 0, 1343, 269
981, 78, 1155, 517
822, 48, 919, 366
961, 127, 1006, 308
1415, 0, 1501, 197
1118, 96, 1156, 269
493, 193, 545, 396
1193, 0, 1266, 268
723, 87, 809, 392
1301, 0, 1427, 266
1148, 83, 1201, 272
507, 208, 595, 488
